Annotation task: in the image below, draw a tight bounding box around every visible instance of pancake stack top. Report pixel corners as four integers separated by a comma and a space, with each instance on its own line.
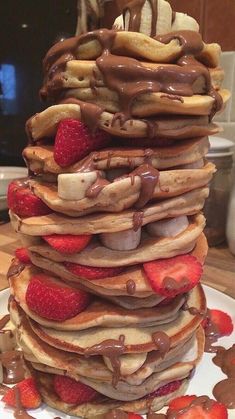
6, 0, 229, 417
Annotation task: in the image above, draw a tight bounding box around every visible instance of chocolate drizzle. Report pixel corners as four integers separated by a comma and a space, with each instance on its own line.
84, 335, 125, 387
123, 0, 159, 37
152, 331, 170, 358
131, 164, 159, 208
167, 396, 215, 418
133, 210, 144, 231
1, 350, 25, 384
7, 263, 25, 279
203, 309, 224, 353
163, 276, 189, 292
14, 387, 35, 419
0, 314, 10, 330
126, 279, 136, 295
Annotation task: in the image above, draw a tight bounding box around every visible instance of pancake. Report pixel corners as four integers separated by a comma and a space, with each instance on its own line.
27, 103, 220, 141
29, 164, 215, 216
28, 213, 205, 267
23, 136, 209, 175
49, 59, 224, 93
9, 265, 187, 330
10, 187, 209, 236
28, 232, 208, 300
27, 283, 206, 355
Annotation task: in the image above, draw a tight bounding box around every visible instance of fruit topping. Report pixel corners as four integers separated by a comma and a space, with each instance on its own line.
143, 255, 202, 297
7, 180, 51, 217
64, 263, 123, 280
26, 274, 91, 321
54, 118, 111, 167
54, 375, 99, 405
43, 234, 92, 254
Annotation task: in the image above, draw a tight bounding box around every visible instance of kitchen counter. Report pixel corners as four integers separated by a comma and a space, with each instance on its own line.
0, 222, 234, 298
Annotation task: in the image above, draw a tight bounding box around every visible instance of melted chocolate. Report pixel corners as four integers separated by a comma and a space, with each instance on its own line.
152, 331, 170, 358
1, 350, 25, 384
104, 409, 128, 419
163, 276, 189, 292
203, 309, 224, 353
130, 164, 159, 208
167, 396, 216, 418
61, 97, 104, 133
14, 387, 35, 419
213, 345, 235, 377
182, 301, 205, 317
84, 335, 125, 387
7, 263, 25, 279
0, 314, 10, 330
213, 379, 235, 409
85, 176, 110, 198
133, 210, 144, 231
126, 279, 136, 295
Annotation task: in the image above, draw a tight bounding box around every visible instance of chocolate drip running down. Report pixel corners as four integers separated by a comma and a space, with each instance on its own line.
131, 164, 159, 209
123, 0, 159, 37
1, 350, 26, 384
203, 309, 224, 353
84, 335, 125, 387
126, 279, 136, 295
152, 331, 170, 358
163, 276, 189, 292
39, 29, 222, 127
133, 210, 144, 231
14, 387, 35, 419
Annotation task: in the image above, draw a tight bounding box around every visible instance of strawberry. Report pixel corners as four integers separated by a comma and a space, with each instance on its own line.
15, 248, 31, 264
128, 413, 143, 419
25, 274, 91, 321
43, 234, 92, 254
64, 262, 123, 280
167, 395, 228, 419
54, 119, 111, 167
2, 377, 41, 409
150, 380, 182, 398
7, 179, 51, 218
143, 255, 202, 297
54, 375, 99, 405
202, 309, 233, 337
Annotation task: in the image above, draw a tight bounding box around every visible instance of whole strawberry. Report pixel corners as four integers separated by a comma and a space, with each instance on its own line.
8, 179, 51, 217
3, 377, 41, 409
54, 119, 111, 167
54, 375, 99, 404
26, 274, 91, 321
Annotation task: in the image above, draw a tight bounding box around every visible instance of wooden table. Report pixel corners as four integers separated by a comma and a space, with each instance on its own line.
0, 223, 234, 298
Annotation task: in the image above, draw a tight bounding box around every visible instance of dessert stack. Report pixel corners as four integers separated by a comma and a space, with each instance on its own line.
6, 0, 229, 417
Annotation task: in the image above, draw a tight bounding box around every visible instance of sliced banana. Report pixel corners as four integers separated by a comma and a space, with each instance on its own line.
172, 12, 199, 32
58, 171, 102, 200
100, 228, 141, 251
147, 216, 189, 238
155, 0, 172, 35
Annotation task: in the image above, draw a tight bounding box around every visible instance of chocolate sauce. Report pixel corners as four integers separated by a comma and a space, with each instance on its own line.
7, 263, 25, 279
0, 314, 10, 330
14, 387, 35, 419
133, 210, 144, 231
61, 97, 104, 133
163, 276, 189, 292
213, 379, 235, 409
104, 409, 128, 419
126, 279, 136, 295
203, 309, 224, 353
131, 164, 159, 208
84, 335, 125, 387
213, 344, 235, 377
160, 94, 184, 103
1, 350, 25, 384
182, 302, 205, 317
85, 176, 110, 198
152, 331, 170, 358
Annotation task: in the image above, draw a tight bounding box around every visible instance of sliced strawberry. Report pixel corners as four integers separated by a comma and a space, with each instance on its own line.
143, 255, 202, 297
128, 413, 143, 419
43, 234, 92, 254
2, 377, 41, 409
26, 274, 91, 321
7, 179, 51, 217
54, 119, 111, 167
150, 380, 182, 398
203, 309, 234, 337
15, 248, 31, 264
54, 375, 99, 405
167, 395, 228, 419
64, 262, 123, 280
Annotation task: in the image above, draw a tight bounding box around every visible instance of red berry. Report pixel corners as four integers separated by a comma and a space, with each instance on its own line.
54, 375, 99, 405
26, 274, 91, 321
43, 234, 92, 254
150, 380, 182, 398
3, 377, 41, 409
203, 309, 234, 337
143, 255, 202, 297
64, 262, 123, 280
128, 413, 143, 419
7, 180, 51, 218
15, 248, 31, 264
54, 119, 111, 167
167, 395, 228, 419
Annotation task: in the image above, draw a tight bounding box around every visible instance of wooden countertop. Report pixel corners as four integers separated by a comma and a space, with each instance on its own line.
0, 222, 234, 298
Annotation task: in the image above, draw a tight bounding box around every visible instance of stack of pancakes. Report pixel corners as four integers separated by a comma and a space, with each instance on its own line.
7, 0, 228, 417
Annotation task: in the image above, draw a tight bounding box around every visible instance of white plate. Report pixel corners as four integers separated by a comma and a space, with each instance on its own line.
0, 285, 234, 418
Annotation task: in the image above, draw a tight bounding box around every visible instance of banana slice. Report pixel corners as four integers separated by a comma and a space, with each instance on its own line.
100, 228, 141, 251
172, 12, 199, 32
58, 171, 103, 200
155, 0, 172, 35
147, 216, 189, 238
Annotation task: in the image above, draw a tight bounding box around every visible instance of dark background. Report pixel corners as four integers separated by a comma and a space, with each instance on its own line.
0, 0, 77, 166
